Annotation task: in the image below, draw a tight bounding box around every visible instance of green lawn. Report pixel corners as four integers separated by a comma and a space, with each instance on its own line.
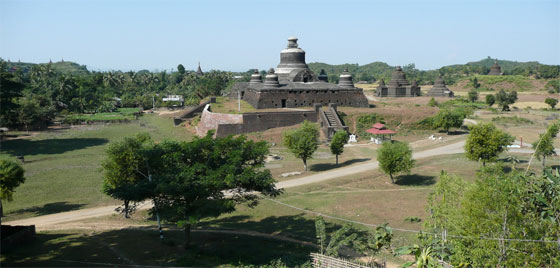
0, 114, 194, 221
63, 108, 143, 123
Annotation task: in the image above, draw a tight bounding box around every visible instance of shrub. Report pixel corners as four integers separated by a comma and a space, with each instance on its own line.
428, 97, 438, 107
356, 113, 384, 138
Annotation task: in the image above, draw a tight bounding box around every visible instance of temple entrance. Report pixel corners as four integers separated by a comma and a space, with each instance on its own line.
281, 99, 287, 108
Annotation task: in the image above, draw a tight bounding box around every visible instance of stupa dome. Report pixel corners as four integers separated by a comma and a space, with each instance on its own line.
263, 68, 280, 88
249, 69, 262, 84
338, 68, 354, 88
318, 69, 328, 82
276, 37, 308, 78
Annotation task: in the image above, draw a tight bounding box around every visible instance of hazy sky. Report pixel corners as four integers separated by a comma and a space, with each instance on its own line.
1, 0, 559, 72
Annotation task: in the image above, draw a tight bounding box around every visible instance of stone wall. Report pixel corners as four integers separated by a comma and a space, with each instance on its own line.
216, 110, 318, 137
196, 104, 319, 138
196, 105, 243, 136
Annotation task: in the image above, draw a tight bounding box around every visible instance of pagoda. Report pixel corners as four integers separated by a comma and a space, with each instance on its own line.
488, 60, 502, 76
376, 66, 421, 97
425, 76, 454, 97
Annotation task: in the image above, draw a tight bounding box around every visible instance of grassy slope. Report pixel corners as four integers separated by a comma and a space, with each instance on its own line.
0, 114, 194, 221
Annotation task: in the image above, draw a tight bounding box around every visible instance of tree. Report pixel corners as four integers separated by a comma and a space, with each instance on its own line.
467, 89, 479, 103
471, 76, 480, 88
532, 125, 557, 169
465, 123, 514, 166
495, 89, 518, 111
330, 131, 349, 165
485, 94, 495, 107
283, 121, 319, 171
154, 133, 280, 248
545, 97, 558, 109
177, 64, 185, 75
0, 159, 26, 224
377, 141, 415, 183
425, 167, 560, 267
0, 72, 24, 127
314, 216, 360, 257
101, 133, 155, 218
432, 109, 465, 133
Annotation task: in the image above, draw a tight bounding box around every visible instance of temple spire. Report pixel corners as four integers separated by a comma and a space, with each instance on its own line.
196, 62, 204, 75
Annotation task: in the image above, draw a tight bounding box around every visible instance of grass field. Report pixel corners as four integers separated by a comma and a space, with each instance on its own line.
0, 114, 194, 221
63, 108, 143, 123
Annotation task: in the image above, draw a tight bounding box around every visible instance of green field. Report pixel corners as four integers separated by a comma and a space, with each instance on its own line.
0, 114, 194, 221
62, 108, 143, 123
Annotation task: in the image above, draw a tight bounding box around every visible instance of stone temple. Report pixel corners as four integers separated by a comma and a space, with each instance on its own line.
488, 60, 502, 75
375, 66, 421, 97
233, 37, 369, 109
425, 76, 454, 97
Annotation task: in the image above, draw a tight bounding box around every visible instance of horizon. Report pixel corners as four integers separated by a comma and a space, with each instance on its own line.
1, 0, 559, 72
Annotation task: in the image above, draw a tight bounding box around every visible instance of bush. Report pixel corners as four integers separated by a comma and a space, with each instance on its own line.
356, 113, 384, 138
545, 97, 558, 109
428, 97, 438, 107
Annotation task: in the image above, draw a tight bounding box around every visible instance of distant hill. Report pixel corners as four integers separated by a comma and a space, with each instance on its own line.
3, 59, 89, 75
308, 57, 559, 85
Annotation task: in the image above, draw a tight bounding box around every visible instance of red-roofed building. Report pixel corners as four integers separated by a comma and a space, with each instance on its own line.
366, 123, 397, 144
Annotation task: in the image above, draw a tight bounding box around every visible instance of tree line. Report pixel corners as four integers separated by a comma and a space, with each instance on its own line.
0, 61, 233, 130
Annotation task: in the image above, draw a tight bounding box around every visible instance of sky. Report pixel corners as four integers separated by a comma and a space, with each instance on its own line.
1, 0, 559, 72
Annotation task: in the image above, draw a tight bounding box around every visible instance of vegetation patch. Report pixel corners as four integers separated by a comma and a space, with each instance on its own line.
491, 115, 533, 125
62, 108, 142, 124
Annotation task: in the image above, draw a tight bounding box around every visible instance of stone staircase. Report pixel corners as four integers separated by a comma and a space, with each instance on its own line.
323, 110, 339, 128
319, 104, 348, 140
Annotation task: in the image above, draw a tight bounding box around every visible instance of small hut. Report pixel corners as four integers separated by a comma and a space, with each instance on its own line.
366, 123, 396, 144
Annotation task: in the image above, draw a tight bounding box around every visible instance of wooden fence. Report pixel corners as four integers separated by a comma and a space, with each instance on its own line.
310, 253, 385, 268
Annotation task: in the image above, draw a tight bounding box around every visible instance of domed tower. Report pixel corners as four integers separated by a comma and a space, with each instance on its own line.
318, 69, 328, 82
249, 69, 262, 85
488, 60, 502, 75
338, 68, 355, 88
263, 68, 280, 89
276, 37, 310, 81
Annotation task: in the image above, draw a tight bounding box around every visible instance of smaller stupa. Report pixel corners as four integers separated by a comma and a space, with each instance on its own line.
488, 60, 502, 76
426, 76, 454, 97
376, 66, 421, 97
338, 68, 355, 88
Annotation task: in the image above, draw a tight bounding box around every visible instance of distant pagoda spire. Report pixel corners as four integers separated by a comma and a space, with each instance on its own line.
196, 62, 204, 75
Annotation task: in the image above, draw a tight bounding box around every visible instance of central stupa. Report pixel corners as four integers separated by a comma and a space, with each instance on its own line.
233, 37, 369, 109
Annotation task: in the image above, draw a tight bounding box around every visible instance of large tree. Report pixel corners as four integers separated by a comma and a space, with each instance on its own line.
283, 121, 319, 171
154, 133, 280, 248
495, 89, 518, 111
425, 167, 560, 267
101, 133, 155, 218
0, 159, 26, 224
465, 123, 514, 166
0, 72, 24, 127
377, 141, 415, 183
330, 130, 349, 165
432, 109, 465, 133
